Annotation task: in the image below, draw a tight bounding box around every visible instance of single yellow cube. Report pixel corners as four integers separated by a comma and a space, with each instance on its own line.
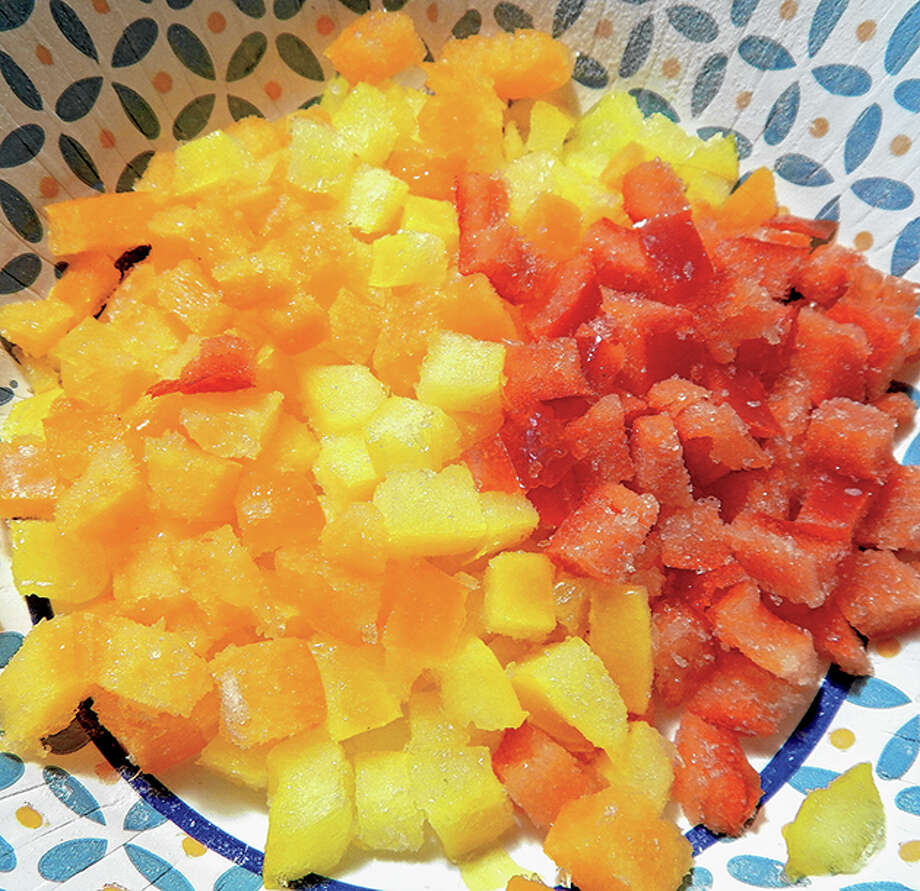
344, 166, 410, 235
503, 120, 525, 162
483, 551, 556, 640
179, 390, 283, 460
0, 297, 76, 357
331, 82, 400, 166
172, 129, 253, 196
477, 491, 540, 557
353, 750, 425, 853
112, 530, 185, 612
98, 616, 214, 718
364, 396, 461, 474
264, 730, 354, 887
10, 519, 110, 606
373, 464, 486, 557
407, 690, 469, 750
152, 260, 231, 334
410, 746, 515, 860
288, 116, 356, 198
509, 636, 627, 756
308, 638, 402, 742
595, 721, 675, 814
198, 736, 272, 792
526, 100, 575, 155
144, 431, 242, 525
2, 387, 63, 440
416, 331, 505, 415
260, 412, 320, 474
300, 364, 388, 435
369, 231, 447, 288
402, 195, 460, 254
174, 524, 268, 615
589, 583, 653, 715
55, 442, 146, 539
312, 434, 380, 507
438, 636, 527, 732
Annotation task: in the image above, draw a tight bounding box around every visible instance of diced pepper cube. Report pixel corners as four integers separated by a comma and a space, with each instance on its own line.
312, 433, 381, 508
300, 364, 388, 435
0, 297, 76, 357
483, 551, 556, 639
0, 437, 60, 520
416, 331, 505, 415
354, 750, 425, 853
370, 232, 447, 288
345, 166, 410, 235
331, 82, 400, 166
402, 195, 460, 253
288, 116, 356, 198
179, 390, 283, 459
172, 129, 253, 196
198, 736, 272, 791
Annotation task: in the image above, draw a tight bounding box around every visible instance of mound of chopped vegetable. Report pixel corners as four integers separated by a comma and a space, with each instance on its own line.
0, 10, 918, 891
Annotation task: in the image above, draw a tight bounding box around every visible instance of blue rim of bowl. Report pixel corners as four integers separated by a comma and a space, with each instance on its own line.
28, 596, 855, 887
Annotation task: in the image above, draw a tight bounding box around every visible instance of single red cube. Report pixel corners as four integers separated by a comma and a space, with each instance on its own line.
630, 412, 694, 508
857, 464, 920, 551
651, 599, 718, 706
836, 549, 920, 639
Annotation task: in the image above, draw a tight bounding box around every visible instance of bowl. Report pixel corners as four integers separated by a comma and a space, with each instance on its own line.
0, 1, 918, 889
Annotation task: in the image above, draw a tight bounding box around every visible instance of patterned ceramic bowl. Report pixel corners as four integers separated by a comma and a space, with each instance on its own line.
0, 2, 918, 890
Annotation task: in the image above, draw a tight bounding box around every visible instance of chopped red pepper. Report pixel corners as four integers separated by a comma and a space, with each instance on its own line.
147, 334, 256, 397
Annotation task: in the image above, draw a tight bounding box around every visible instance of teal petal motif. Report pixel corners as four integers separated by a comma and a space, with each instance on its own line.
125, 843, 194, 891
0, 833, 14, 872
0, 252, 41, 293
116, 150, 154, 193
336, 0, 370, 12
276, 33, 324, 80
0, 123, 44, 167
167, 24, 216, 79
112, 83, 161, 139
112, 18, 159, 67
619, 16, 654, 78
233, 0, 266, 16
763, 82, 799, 146
274, 0, 305, 19
667, 5, 718, 43
774, 153, 833, 186
0, 752, 24, 791
215, 865, 263, 891
452, 9, 482, 38
788, 765, 838, 793
812, 64, 871, 96
738, 35, 795, 70
808, 0, 848, 57
228, 95, 264, 121
50, 0, 98, 61
493, 1, 533, 32
0, 52, 42, 110
885, 2, 920, 75
173, 94, 216, 140
552, 0, 587, 37
876, 715, 920, 779
38, 838, 107, 881
731, 0, 760, 26
629, 88, 679, 121
844, 104, 881, 173
573, 54, 609, 89
0, 180, 42, 242
726, 855, 798, 887
851, 177, 913, 211
892, 217, 920, 276
124, 799, 168, 831
0, 0, 34, 30
59, 134, 103, 191
895, 785, 920, 815
697, 126, 752, 159
55, 76, 103, 122
691, 54, 728, 116
847, 677, 911, 708
226, 32, 268, 82
0, 631, 23, 667
43, 765, 105, 825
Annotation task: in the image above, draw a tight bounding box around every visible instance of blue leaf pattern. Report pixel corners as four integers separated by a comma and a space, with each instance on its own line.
808, 0, 849, 57
55, 76, 104, 123
572, 54, 609, 89
788, 764, 838, 793
895, 785, 920, 815
124, 799, 168, 831
50, 0, 98, 61
815, 194, 841, 221
0, 180, 42, 242
43, 766, 106, 825
876, 715, 920, 778
851, 177, 914, 211
0, 51, 42, 110
125, 843, 195, 891
691, 54, 728, 116
892, 217, 920, 276
619, 16, 654, 78
903, 431, 920, 466
112, 18, 159, 67
763, 81, 799, 146
894, 79, 920, 112
885, 1, 920, 75
731, 0, 760, 27
112, 83, 161, 139
738, 35, 796, 70
59, 134, 103, 191
629, 88, 680, 122
775, 153, 833, 186
552, 0, 586, 38
848, 677, 911, 707
844, 104, 882, 173
167, 24, 216, 79
0, 252, 41, 294
0, 833, 14, 872
667, 5, 719, 43
215, 865, 263, 891
0, 0, 34, 31
0, 752, 24, 791
841, 885, 917, 891
725, 855, 794, 887
0, 124, 44, 167
38, 838, 107, 881
812, 64, 871, 96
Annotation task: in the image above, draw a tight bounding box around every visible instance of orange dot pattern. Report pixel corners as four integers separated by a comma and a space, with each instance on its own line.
810, 117, 829, 138
39, 176, 60, 199
153, 72, 173, 94
875, 637, 901, 658
35, 45, 52, 65
900, 841, 920, 862
594, 19, 613, 39
853, 231, 874, 252
99, 129, 116, 149
736, 91, 752, 110
779, 0, 798, 19
91, 0, 109, 12
207, 12, 226, 33
265, 81, 283, 102
317, 15, 335, 36
857, 20, 877, 41
829, 728, 855, 750
426, 3, 439, 23
661, 58, 681, 79
891, 135, 912, 156
16, 805, 42, 829
182, 836, 208, 857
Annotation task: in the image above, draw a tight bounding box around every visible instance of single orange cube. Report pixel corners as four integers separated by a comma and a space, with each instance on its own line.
0, 436, 60, 519
325, 10, 426, 85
